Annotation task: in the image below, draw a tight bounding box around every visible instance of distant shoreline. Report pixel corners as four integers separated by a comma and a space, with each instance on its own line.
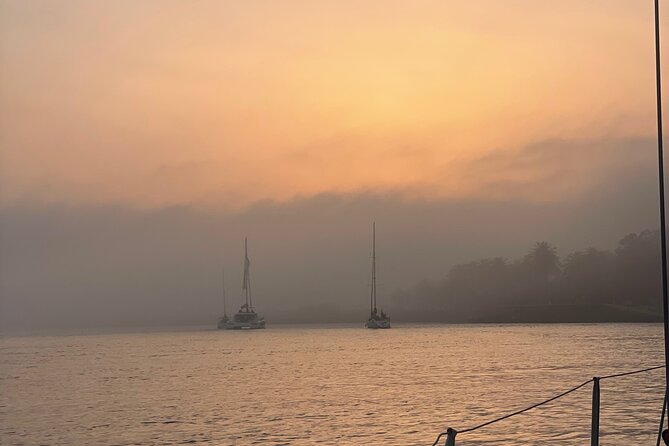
1, 309, 662, 338
268, 303, 662, 325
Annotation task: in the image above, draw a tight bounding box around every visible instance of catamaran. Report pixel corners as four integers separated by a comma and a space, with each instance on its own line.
220, 238, 266, 330
365, 222, 391, 329
216, 270, 229, 329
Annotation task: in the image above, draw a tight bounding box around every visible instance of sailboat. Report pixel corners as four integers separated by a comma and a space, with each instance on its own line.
216, 270, 229, 329
221, 238, 266, 330
365, 222, 391, 329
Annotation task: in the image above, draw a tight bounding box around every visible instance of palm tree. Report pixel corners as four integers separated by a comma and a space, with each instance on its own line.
523, 242, 560, 285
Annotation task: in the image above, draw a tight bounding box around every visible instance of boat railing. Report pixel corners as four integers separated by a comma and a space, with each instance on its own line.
431, 365, 667, 446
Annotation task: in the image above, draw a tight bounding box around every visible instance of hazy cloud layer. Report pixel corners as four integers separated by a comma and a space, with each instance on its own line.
1, 137, 663, 330
2, 0, 666, 208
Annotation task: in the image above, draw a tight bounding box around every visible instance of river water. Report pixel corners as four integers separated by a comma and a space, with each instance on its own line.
1, 324, 665, 445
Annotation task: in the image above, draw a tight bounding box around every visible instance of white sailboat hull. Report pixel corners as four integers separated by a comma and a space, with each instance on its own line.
365, 319, 391, 329
219, 310, 266, 330
221, 319, 266, 330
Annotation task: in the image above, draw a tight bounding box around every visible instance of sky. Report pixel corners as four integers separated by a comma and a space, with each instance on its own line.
1, 0, 668, 329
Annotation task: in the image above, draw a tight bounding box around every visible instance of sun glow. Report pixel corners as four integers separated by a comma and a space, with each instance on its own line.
0, 0, 665, 208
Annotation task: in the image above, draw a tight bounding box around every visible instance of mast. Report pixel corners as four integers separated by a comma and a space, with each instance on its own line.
654, 0, 669, 397
223, 269, 227, 317
243, 237, 253, 311
371, 222, 377, 315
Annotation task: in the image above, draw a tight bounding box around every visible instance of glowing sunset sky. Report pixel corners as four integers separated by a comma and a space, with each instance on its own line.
1, 0, 667, 208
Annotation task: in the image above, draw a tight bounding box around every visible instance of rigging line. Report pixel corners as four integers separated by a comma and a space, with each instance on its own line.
654, 0, 669, 394
457, 379, 592, 433
457, 379, 592, 435
431, 380, 592, 444
430, 432, 446, 446
430, 364, 669, 444
599, 364, 666, 380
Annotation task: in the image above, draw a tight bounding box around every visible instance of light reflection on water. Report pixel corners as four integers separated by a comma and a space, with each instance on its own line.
0, 324, 664, 445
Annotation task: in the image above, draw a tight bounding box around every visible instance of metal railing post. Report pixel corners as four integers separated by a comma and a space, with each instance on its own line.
445, 427, 457, 446
431, 367, 665, 446
591, 377, 600, 446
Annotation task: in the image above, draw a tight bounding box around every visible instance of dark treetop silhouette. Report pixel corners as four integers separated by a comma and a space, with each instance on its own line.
391, 229, 664, 323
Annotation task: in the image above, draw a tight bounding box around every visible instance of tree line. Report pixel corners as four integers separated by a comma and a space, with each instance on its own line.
392, 230, 664, 323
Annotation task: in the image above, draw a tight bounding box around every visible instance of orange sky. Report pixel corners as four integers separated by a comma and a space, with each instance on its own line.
1, 0, 667, 209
